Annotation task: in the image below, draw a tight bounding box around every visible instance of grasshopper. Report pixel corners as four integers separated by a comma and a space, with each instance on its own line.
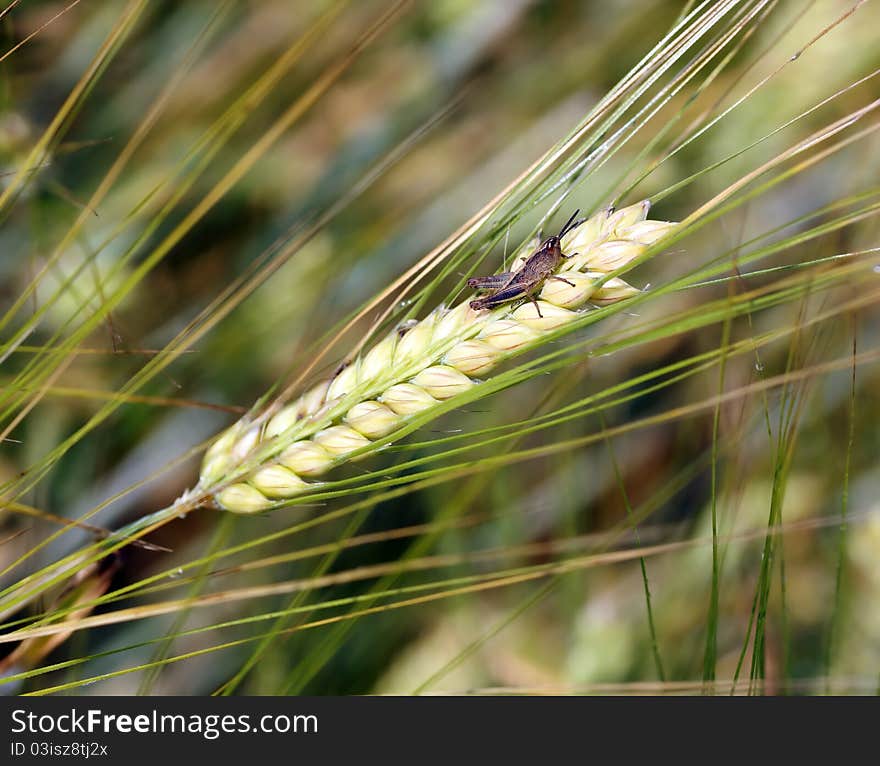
468, 209, 582, 317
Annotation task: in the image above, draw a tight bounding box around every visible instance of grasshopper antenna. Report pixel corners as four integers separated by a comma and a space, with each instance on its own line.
558, 208, 580, 239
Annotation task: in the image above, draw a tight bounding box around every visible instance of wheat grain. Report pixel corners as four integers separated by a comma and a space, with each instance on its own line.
199, 201, 676, 512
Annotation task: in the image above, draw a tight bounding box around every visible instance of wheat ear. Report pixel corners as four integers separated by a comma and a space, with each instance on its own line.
199, 201, 677, 513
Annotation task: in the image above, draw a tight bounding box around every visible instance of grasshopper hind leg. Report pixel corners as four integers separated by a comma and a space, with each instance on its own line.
467, 272, 514, 291
468, 283, 527, 311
